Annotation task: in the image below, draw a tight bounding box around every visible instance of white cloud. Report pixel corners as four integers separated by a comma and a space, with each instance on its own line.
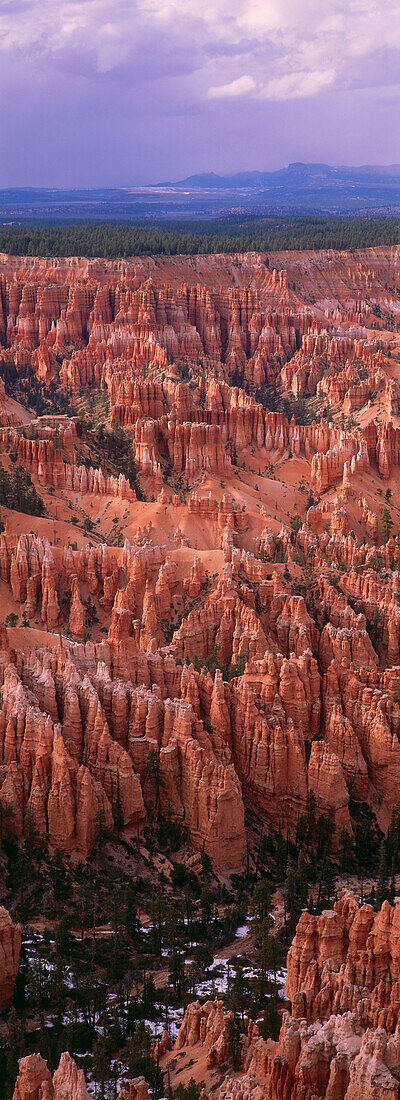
207, 63, 338, 104
0, 0, 399, 103
208, 74, 256, 98
259, 68, 337, 101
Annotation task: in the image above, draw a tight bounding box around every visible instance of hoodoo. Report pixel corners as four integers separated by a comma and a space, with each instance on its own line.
2, 246, 400, 1098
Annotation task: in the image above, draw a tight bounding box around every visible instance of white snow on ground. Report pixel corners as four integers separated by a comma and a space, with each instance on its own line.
277, 967, 288, 998
188, 949, 287, 1003
23, 910, 287, 1095
235, 923, 250, 939
145, 1006, 184, 1043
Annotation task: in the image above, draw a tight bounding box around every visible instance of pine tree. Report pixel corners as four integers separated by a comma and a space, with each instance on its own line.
376, 841, 389, 909
390, 857, 396, 905
224, 1015, 242, 1070
381, 507, 394, 540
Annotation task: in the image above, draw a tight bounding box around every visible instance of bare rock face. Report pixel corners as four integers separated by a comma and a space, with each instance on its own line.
167, 1001, 400, 1100
52, 1054, 90, 1100
0, 640, 246, 869
117, 1080, 150, 1100
241, 1011, 400, 1100
168, 893, 400, 1099
0, 905, 21, 1009
69, 577, 86, 640
345, 1028, 400, 1100
3, 250, 400, 868
12, 1053, 53, 1100
174, 998, 233, 1067
12, 1053, 150, 1100
307, 742, 352, 842
3, 508, 400, 862
12, 1053, 151, 1100
286, 895, 400, 1034
13, 1052, 90, 1100
6, 249, 400, 1100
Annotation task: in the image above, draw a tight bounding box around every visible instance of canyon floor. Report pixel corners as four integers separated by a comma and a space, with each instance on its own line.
1, 246, 400, 1098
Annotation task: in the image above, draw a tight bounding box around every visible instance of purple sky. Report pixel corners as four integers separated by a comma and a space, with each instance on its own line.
1, 0, 400, 186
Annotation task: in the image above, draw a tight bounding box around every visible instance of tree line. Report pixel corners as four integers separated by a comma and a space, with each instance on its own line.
0, 216, 399, 258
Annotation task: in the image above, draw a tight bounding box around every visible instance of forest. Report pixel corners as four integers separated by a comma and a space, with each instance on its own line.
0, 215, 399, 258
1, 782, 393, 1100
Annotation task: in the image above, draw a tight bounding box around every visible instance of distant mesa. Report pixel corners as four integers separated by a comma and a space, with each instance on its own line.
158, 161, 400, 194
1, 163, 400, 218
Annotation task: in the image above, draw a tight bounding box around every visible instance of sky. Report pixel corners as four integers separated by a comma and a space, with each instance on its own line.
1, 0, 400, 186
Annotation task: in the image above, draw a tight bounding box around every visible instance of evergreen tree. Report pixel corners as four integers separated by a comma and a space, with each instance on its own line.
381, 507, 394, 540
224, 1015, 242, 1070
376, 841, 389, 908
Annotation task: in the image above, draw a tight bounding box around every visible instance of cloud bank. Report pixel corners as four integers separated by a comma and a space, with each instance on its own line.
0, 0, 399, 184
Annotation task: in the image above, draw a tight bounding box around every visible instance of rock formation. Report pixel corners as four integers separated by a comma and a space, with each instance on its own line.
1, 247, 400, 863
167, 895, 400, 1099
286, 895, 400, 1033
12, 1053, 150, 1100
0, 905, 21, 1008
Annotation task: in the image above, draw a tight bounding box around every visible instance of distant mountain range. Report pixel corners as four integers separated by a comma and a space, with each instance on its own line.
1, 164, 400, 220
159, 163, 400, 212
161, 163, 400, 189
